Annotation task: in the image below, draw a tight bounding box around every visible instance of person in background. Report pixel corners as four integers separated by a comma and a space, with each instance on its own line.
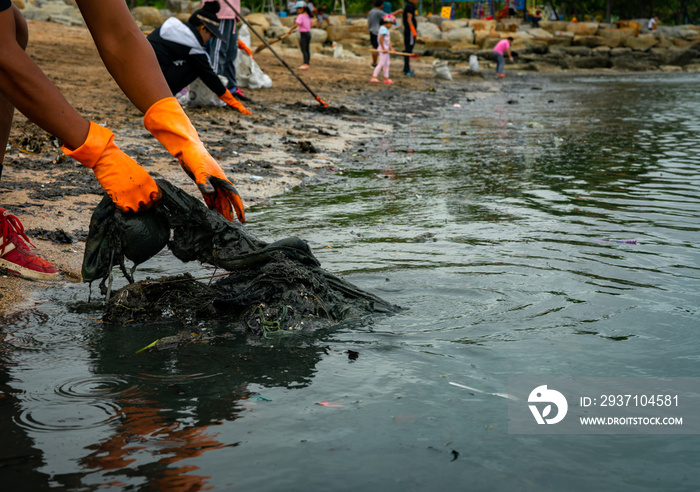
368, 0, 385, 68
493, 36, 514, 77
0, 0, 245, 280
531, 9, 542, 27
369, 14, 396, 85
286, 1, 313, 70
382, 0, 392, 14
315, 4, 329, 27
402, 0, 418, 76
648, 15, 659, 31
147, 2, 251, 114
306, 0, 317, 16
202, 0, 250, 101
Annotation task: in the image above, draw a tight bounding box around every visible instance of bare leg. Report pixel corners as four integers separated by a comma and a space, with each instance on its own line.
0, 5, 29, 178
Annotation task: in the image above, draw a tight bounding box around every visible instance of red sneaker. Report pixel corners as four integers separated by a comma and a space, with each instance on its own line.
0, 208, 59, 280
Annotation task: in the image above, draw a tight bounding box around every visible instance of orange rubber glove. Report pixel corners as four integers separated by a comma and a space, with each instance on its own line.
63, 122, 160, 213
238, 39, 254, 59
143, 97, 245, 223
220, 90, 252, 115
410, 25, 418, 38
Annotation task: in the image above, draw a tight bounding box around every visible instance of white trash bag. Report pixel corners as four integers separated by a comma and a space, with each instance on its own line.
178, 75, 228, 108
469, 54, 479, 72
235, 25, 273, 89
433, 59, 452, 80
332, 41, 344, 59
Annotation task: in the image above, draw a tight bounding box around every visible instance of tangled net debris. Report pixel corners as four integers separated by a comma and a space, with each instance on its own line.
84, 179, 400, 337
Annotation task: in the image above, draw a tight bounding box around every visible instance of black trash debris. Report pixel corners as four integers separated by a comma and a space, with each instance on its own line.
83, 179, 401, 334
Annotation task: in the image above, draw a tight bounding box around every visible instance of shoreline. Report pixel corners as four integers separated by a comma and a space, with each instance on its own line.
0, 20, 691, 318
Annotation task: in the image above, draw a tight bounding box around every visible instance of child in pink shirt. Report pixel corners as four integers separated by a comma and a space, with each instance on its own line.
370, 14, 396, 84
493, 37, 514, 77
287, 1, 313, 69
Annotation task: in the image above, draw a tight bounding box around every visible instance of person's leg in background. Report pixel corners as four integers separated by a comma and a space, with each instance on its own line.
403, 32, 414, 75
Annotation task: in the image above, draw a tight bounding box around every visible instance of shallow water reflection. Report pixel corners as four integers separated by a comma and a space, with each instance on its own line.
2, 73, 700, 490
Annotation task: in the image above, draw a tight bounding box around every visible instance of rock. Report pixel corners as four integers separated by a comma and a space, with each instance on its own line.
265, 25, 288, 39
475, 30, 500, 47
428, 15, 444, 27
264, 13, 283, 27
566, 22, 599, 36
417, 22, 442, 40
443, 27, 474, 43
326, 24, 368, 42
309, 28, 328, 44
327, 15, 346, 26
280, 15, 296, 27
50, 13, 84, 26
552, 46, 592, 57
684, 63, 700, 72
546, 36, 573, 47
165, 0, 192, 13
527, 28, 554, 39
417, 39, 452, 49
573, 35, 620, 48
497, 19, 521, 33
131, 7, 166, 29
656, 25, 700, 40
599, 28, 635, 40
567, 54, 612, 69
610, 47, 632, 56
659, 65, 683, 72
611, 52, 656, 70
539, 21, 568, 33
468, 19, 496, 32
245, 13, 270, 31
442, 20, 468, 31
350, 18, 368, 27
553, 30, 575, 38
624, 34, 658, 51
613, 20, 641, 36
13, 0, 25, 8
451, 42, 480, 51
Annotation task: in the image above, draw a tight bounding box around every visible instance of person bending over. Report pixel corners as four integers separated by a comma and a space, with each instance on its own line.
148, 2, 251, 114
0, 0, 245, 280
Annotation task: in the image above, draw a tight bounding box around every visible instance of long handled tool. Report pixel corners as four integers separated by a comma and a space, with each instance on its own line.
372, 49, 420, 58
221, 0, 328, 107
254, 30, 293, 54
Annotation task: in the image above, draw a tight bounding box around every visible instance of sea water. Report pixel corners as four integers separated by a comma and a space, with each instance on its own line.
2, 73, 699, 490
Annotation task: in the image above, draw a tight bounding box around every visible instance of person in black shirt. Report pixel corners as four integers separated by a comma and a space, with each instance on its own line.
147, 2, 251, 114
402, 0, 418, 76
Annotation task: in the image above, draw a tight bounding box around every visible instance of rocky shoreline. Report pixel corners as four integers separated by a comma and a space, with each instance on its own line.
16, 0, 700, 74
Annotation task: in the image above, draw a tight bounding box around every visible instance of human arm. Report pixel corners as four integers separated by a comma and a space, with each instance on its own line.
0, 5, 158, 212
75, 0, 245, 220
506, 47, 513, 61
286, 23, 299, 36
407, 12, 417, 38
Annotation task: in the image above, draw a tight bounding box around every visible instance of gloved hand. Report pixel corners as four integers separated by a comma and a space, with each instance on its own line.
410, 25, 417, 39
237, 39, 254, 59
143, 97, 245, 223
220, 90, 253, 115
63, 122, 160, 213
